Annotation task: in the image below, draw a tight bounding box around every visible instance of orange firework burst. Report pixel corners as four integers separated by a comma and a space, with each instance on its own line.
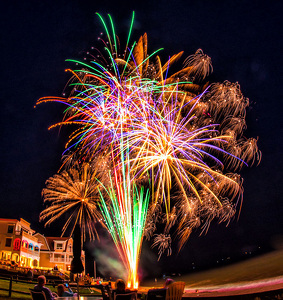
40, 162, 104, 241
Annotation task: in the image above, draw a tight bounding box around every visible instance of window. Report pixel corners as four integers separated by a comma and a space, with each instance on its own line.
15, 228, 22, 235
33, 260, 39, 267
56, 243, 63, 250
7, 225, 14, 234
22, 240, 28, 248
5, 238, 12, 247
13, 238, 21, 251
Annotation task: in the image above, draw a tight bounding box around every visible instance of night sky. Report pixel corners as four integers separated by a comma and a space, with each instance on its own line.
1, 1, 283, 278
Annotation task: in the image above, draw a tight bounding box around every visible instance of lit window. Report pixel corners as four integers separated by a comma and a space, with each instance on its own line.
22, 240, 28, 248
13, 238, 21, 251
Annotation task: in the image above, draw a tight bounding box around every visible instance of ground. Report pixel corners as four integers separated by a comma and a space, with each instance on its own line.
1, 250, 283, 299
140, 250, 283, 297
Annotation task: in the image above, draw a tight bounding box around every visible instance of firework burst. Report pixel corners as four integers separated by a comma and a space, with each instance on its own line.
37, 12, 260, 287
40, 162, 104, 241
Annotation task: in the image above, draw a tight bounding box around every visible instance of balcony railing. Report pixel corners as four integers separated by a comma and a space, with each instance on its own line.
20, 248, 40, 257
51, 258, 65, 262
50, 257, 72, 263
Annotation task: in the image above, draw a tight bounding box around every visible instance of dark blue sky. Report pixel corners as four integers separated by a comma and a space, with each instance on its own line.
1, 0, 282, 275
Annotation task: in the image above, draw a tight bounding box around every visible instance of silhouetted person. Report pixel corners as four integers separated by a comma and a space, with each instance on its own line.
163, 278, 174, 288
147, 278, 174, 300
116, 279, 126, 293
27, 268, 33, 281
112, 279, 130, 299
57, 283, 74, 297
34, 275, 57, 300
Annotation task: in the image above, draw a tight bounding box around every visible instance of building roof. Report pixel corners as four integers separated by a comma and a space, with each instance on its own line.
0, 218, 18, 222
45, 237, 72, 251
0, 218, 35, 234
0, 218, 30, 225
33, 233, 50, 250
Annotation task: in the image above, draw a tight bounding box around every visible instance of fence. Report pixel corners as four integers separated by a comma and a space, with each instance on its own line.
0, 273, 103, 298
0, 273, 61, 298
